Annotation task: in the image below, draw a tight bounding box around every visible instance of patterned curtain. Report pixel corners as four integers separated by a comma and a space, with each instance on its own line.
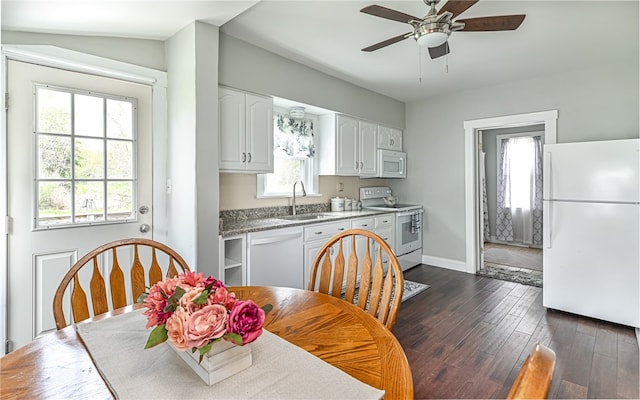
531, 136, 543, 246
482, 152, 491, 242
274, 112, 315, 158
496, 138, 514, 241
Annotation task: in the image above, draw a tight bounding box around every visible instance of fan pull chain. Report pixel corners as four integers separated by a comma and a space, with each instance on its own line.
445, 41, 449, 74
418, 46, 423, 85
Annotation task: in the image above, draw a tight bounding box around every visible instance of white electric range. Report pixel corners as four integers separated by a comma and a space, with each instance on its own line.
359, 187, 423, 271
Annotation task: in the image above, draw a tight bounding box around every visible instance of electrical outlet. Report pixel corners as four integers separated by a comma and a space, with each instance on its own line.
337, 182, 344, 192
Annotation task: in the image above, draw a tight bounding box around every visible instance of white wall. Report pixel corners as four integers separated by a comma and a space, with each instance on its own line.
392, 62, 640, 265
218, 33, 405, 129
165, 22, 219, 276
165, 25, 197, 267
194, 23, 220, 277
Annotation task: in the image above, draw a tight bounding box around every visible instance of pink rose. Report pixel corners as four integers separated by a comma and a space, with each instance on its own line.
185, 304, 228, 349
179, 287, 206, 313
227, 300, 265, 345
210, 286, 229, 305
166, 306, 189, 351
225, 291, 238, 310
210, 287, 238, 309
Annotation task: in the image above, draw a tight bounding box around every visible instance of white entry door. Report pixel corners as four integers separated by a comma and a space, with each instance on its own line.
6, 60, 153, 351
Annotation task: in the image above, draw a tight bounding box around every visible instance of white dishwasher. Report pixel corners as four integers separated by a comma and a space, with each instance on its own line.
247, 226, 304, 289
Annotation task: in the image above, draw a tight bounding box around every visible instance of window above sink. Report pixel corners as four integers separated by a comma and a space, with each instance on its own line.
257, 98, 332, 199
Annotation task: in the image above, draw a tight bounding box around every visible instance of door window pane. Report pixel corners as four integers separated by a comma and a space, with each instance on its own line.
38, 134, 71, 179
75, 181, 105, 222
38, 181, 72, 226
34, 84, 137, 228
37, 88, 71, 135
107, 140, 133, 179
107, 99, 133, 139
74, 94, 104, 137
75, 137, 104, 179
107, 181, 134, 220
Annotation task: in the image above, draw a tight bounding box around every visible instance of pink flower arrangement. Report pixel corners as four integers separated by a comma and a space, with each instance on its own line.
139, 271, 271, 360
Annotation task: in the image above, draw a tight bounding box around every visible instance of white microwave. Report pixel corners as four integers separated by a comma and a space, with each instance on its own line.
377, 149, 406, 178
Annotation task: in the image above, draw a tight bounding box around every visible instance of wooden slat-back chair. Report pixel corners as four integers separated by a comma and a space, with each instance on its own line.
507, 343, 557, 399
53, 238, 190, 330
308, 229, 404, 331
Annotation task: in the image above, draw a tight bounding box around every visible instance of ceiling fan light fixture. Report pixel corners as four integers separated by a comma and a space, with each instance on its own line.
289, 106, 305, 119
416, 31, 448, 47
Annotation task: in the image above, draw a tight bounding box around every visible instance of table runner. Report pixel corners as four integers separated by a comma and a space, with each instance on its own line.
76, 309, 384, 399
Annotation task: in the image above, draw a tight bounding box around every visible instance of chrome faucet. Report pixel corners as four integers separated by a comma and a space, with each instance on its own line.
292, 180, 307, 215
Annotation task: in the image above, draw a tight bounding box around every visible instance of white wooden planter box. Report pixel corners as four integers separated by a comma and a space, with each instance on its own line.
171, 340, 253, 385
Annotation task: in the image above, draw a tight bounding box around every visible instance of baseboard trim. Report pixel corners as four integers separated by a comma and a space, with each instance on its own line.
422, 255, 471, 274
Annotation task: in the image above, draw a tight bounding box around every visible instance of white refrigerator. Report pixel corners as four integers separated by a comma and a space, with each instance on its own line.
543, 138, 639, 328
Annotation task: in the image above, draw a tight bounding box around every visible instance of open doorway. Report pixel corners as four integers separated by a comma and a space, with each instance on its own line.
463, 110, 558, 282
477, 127, 544, 286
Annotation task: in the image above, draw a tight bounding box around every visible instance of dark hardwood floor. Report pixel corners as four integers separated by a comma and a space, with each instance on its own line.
395, 265, 639, 399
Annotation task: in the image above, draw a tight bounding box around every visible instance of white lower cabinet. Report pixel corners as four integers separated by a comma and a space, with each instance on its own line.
351, 214, 395, 274
224, 213, 396, 291
219, 234, 246, 286
303, 220, 350, 291
374, 214, 395, 272
374, 214, 395, 253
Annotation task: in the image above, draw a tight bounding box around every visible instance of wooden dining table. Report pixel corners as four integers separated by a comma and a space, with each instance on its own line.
0, 286, 413, 399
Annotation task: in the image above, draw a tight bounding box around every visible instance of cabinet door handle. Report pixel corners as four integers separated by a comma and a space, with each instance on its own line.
362, 224, 368, 227
247, 153, 252, 163
355, 161, 359, 170
390, 138, 394, 146
315, 231, 323, 235
242, 152, 246, 162
338, 228, 345, 231
360, 161, 364, 169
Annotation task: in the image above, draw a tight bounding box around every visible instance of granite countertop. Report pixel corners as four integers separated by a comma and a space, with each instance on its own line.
220, 209, 390, 237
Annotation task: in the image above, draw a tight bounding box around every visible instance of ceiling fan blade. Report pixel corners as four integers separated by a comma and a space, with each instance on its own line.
457, 15, 526, 31
362, 32, 412, 52
438, 0, 479, 19
360, 5, 420, 24
428, 42, 450, 59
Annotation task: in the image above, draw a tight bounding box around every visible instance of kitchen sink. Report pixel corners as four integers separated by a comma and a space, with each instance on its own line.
277, 213, 334, 221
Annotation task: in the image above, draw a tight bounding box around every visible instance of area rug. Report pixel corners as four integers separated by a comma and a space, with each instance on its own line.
350, 280, 430, 305
484, 243, 543, 271
402, 280, 430, 302
477, 262, 543, 288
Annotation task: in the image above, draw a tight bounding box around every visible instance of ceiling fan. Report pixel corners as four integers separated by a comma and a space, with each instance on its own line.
361, 0, 525, 59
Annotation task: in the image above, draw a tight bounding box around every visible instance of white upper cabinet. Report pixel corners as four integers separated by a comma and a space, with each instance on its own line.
378, 125, 403, 151
336, 115, 359, 175
219, 87, 273, 173
359, 120, 378, 176
319, 114, 378, 177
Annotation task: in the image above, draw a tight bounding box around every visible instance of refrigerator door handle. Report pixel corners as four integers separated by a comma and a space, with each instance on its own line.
544, 201, 551, 248
544, 151, 551, 199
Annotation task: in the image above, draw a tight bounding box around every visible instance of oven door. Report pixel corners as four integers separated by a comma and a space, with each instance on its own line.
395, 209, 423, 255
